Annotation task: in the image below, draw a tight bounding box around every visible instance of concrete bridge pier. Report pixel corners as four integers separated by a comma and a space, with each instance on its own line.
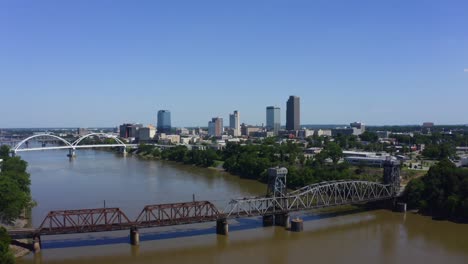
33, 234, 41, 253
395, 202, 407, 213
121, 147, 127, 156
262, 215, 274, 227
274, 213, 290, 229
67, 148, 76, 159
290, 218, 304, 232
130, 227, 140, 246
216, 218, 229, 235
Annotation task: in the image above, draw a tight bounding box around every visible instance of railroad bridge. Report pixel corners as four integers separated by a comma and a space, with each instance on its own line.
8, 161, 402, 252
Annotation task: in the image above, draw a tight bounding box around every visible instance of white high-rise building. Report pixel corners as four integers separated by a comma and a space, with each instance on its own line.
229, 110, 240, 137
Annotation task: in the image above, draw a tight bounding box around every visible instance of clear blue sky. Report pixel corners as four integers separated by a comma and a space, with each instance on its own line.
1, 0, 467, 128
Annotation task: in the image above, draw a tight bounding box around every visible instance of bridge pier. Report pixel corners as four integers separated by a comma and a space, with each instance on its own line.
394, 202, 407, 213
262, 215, 274, 227
274, 213, 290, 229
130, 227, 140, 246
290, 218, 304, 232
33, 234, 41, 253
67, 148, 76, 159
216, 218, 228, 235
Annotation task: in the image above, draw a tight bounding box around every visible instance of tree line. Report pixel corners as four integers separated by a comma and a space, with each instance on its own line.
137, 140, 381, 190
404, 159, 468, 222
0, 145, 32, 263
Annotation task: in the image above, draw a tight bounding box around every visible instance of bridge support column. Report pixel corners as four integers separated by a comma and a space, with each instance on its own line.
274, 213, 290, 229
290, 218, 304, 232
216, 219, 228, 235
33, 234, 41, 253
262, 215, 274, 227
130, 227, 140, 246
121, 147, 127, 156
68, 148, 76, 159
394, 202, 407, 213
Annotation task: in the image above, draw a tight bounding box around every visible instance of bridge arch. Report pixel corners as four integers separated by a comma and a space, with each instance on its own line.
13, 134, 73, 152
72, 133, 126, 147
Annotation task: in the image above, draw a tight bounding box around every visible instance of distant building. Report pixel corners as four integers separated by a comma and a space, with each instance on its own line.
119, 123, 143, 138
344, 156, 394, 167
229, 110, 241, 137
77, 128, 89, 136
138, 125, 156, 141
376, 131, 391, 139
350, 122, 365, 135
316, 129, 332, 137
298, 129, 314, 139
165, 134, 180, 144
266, 106, 281, 135
331, 128, 354, 137
286, 96, 300, 131
241, 123, 262, 137
343, 151, 394, 167
208, 117, 223, 137
157, 110, 171, 133
176, 127, 190, 135
422, 122, 434, 134
251, 131, 275, 138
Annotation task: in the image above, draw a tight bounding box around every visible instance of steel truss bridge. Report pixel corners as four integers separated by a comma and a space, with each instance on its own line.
10, 133, 137, 156
7, 163, 401, 255
9, 178, 399, 240
224, 180, 395, 217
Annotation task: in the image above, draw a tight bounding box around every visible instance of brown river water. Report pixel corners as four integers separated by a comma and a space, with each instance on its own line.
16, 149, 468, 264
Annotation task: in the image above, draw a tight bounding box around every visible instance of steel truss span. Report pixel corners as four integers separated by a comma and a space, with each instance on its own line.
135, 201, 220, 227
224, 180, 395, 218
38, 208, 133, 235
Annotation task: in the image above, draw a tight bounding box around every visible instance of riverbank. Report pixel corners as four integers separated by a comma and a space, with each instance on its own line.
134, 151, 225, 172
2, 217, 32, 258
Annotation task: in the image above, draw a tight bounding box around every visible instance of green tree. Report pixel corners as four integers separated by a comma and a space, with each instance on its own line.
1, 157, 31, 194
359, 131, 379, 143
0, 227, 14, 264
0, 177, 29, 223
0, 145, 10, 159
323, 142, 343, 165
404, 178, 426, 209
404, 159, 468, 220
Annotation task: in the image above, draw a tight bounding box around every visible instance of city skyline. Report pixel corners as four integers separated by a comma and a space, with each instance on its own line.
1, 1, 468, 128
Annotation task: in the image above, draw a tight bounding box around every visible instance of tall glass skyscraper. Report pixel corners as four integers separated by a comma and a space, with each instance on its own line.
229, 110, 240, 137
266, 106, 281, 135
157, 110, 171, 133
286, 96, 300, 131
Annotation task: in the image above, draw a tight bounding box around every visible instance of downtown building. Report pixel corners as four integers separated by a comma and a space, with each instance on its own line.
266, 106, 281, 135
157, 110, 171, 133
119, 123, 143, 139
286, 95, 300, 131
229, 110, 241, 137
208, 117, 223, 137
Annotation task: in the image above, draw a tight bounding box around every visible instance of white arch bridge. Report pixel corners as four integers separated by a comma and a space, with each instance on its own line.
11, 133, 137, 157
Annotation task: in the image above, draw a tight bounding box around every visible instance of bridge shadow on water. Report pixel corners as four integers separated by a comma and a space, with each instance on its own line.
41, 206, 377, 250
